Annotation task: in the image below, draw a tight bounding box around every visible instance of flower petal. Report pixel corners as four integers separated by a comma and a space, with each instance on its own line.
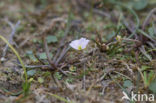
80, 38, 89, 49
69, 37, 90, 50
69, 40, 79, 50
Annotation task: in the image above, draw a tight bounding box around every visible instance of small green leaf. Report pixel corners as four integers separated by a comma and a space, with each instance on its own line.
38, 77, 44, 83
141, 65, 151, 71
148, 27, 155, 37
16, 25, 24, 33
69, 66, 77, 72
106, 31, 115, 41
57, 30, 64, 38
133, 0, 148, 10
123, 80, 133, 88
46, 35, 58, 44
32, 38, 42, 44
149, 79, 156, 94
39, 53, 47, 59
25, 50, 37, 62
38, 52, 53, 60
43, 71, 51, 77
66, 78, 73, 83
26, 50, 33, 55
54, 72, 62, 80
27, 70, 36, 76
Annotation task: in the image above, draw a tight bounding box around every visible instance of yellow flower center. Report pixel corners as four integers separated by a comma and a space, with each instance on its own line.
78, 45, 82, 50
116, 35, 122, 42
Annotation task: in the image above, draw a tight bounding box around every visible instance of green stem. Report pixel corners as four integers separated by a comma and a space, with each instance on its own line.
0, 35, 28, 85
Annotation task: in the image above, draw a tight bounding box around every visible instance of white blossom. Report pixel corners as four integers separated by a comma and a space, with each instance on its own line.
69, 38, 90, 50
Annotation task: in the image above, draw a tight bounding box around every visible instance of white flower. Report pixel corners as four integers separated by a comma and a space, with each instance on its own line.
69, 38, 90, 50
0, 57, 6, 62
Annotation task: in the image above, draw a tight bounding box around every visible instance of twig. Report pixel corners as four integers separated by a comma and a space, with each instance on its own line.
55, 46, 70, 66
43, 37, 68, 75
53, 47, 62, 63
16, 62, 68, 76
17, 64, 51, 69
58, 64, 68, 76
122, 38, 141, 43
1, 20, 20, 60
19, 36, 32, 48
43, 36, 57, 70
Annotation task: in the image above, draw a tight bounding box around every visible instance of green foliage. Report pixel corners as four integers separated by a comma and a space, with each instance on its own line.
26, 50, 37, 62
143, 71, 155, 88
69, 66, 77, 72
38, 77, 44, 83
66, 78, 74, 83
123, 80, 133, 88
46, 35, 58, 44
149, 79, 156, 94
148, 26, 156, 39
141, 65, 151, 71
0, 35, 29, 96
106, 31, 116, 41
57, 30, 65, 38
22, 82, 31, 96
16, 25, 25, 33
38, 52, 53, 60
54, 72, 62, 80
132, 0, 148, 10
106, 0, 148, 10
27, 70, 36, 76
43, 71, 51, 77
